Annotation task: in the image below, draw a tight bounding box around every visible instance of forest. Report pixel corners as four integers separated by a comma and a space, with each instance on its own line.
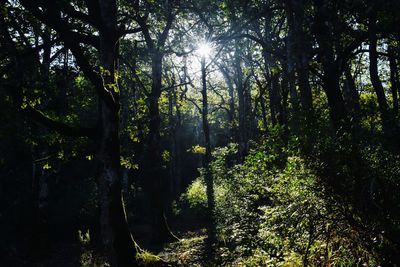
1, 0, 400, 266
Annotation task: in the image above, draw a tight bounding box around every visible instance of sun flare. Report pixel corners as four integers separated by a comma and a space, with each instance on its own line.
197, 42, 213, 58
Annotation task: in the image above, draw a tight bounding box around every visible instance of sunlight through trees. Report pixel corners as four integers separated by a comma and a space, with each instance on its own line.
1, 0, 400, 266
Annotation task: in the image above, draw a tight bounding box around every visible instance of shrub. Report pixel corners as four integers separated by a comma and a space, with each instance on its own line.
177, 129, 400, 265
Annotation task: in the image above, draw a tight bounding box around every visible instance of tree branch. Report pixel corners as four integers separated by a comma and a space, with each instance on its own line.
22, 104, 96, 138
20, 1, 115, 107
0, 7, 95, 138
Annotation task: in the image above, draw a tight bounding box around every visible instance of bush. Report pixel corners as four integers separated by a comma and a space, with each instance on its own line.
177, 127, 400, 265
208, 137, 381, 266
177, 178, 208, 220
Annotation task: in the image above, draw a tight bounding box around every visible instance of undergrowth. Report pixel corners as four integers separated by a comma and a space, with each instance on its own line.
177, 129, 400, 266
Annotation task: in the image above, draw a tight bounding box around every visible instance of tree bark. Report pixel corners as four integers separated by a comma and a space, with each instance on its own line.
253, 73, 269, 133
30, 147, 50, 258
96, 100, 139, 266
201, 57, 216, 249
293, 0, 313, 112
285, 0, 313, 113
368, 12, 390, 128
313, 0, 348, 128
281, 64, 292, 138
284, 31, 300, 134
260, 93, 269, 133
135, 8, 177, 243
219, 64, 237, 141
389, 46, 399, 118
263, 49, 283, 127
234, 42, 249, 159
96, 1, 140, 265
343, 67, 361, 121
168, 83, 182, 199
145, 49, 177, 244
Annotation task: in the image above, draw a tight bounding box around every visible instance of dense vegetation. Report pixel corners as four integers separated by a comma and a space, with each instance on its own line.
1, 0, 400, 266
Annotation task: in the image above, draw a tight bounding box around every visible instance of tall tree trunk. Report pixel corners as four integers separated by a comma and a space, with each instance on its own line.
293, 0, 313, 112
286, 0, 314, 154
322, 62, 348, 129
220, 64, 237, 141
96, 1, 140, 265
168, 81, 182, 199
281, 65, 292, 138
313, 0, 347, 128
285, 0, 313, 113
343, 67, 361, 121
253, 73, 269, 133
263, 17, 285, 127
284, 0, 301, 135
235, 42, 248, 159
201, 57, 216, 249
30, 146, 50, 258
284, 35, 300, 134
244, 64, 255, 143
264, 49, 284, 126
146, 49, 177, 243
96, 100, 139, 266
389, 46, 399, 118
135, 11, 176, 239
260, 92, 269, 133
368, 12, 390, 129
41, 29, 51, 79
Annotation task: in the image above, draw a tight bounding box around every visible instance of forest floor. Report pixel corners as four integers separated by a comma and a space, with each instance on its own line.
32, 233, 209, 267
13, 224, 210, 266
157, 228, 208, 266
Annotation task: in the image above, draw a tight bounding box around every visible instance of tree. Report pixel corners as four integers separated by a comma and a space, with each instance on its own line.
2, 0, 141, 264
200, 50, 217, 250
132, 0, 179, 243
312, 0, 348, 128
284, 0, 313, 115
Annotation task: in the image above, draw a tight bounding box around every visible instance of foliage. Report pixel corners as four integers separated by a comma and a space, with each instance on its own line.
177, 131, 399, 266
136, 250, 164, 266
178, 178, 208, 218
189, 145, 207, 155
